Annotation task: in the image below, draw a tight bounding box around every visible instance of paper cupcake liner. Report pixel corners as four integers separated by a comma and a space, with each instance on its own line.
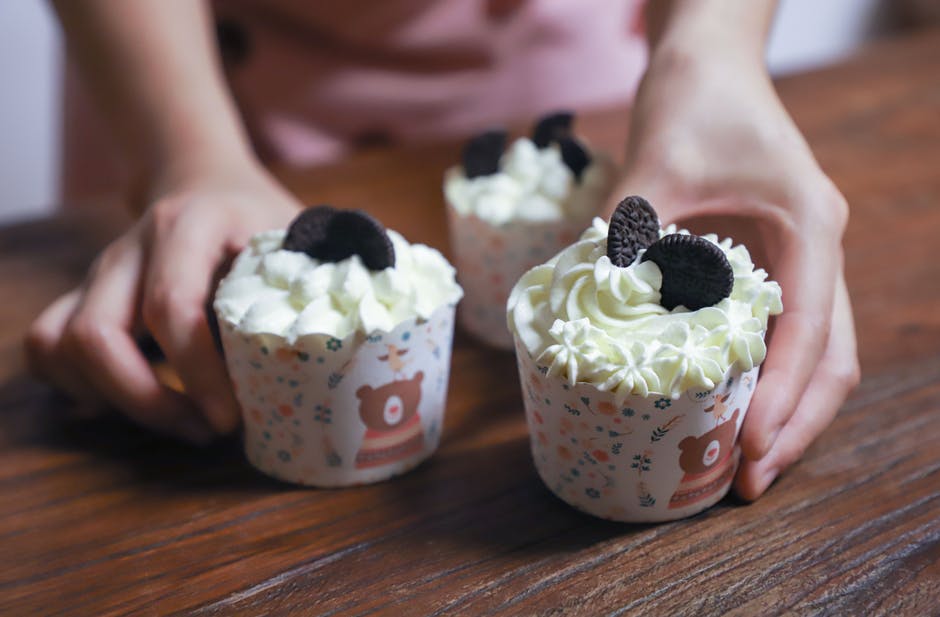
218, 304, 456, 487
446, 203, 583, 350
514, 338, 759, 523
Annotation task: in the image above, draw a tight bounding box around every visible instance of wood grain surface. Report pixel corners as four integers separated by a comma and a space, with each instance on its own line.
1, 30, 939, 617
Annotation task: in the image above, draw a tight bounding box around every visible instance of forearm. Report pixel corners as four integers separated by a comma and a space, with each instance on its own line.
646, 0, 778, 69
53, 0, 252, 190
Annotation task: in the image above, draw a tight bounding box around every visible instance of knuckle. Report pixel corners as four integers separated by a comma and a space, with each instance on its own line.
148, 197, 187, 233
65, 314, 110, 356
94, 242, 125, 273
789, 175, 848, 237
25, 319, 56, 357
816, 182, 849, 234
828, 360, 861, 392
143, 286, 201, 335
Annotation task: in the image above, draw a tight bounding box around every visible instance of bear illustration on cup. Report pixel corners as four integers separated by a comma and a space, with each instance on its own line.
354, 371, 425, 469
668, 408, 740, 510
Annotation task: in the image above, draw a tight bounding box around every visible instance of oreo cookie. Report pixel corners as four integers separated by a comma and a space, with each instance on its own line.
282, 205, 336, 255
282, 205, 396, 271
532, 111, 574, 148
557, 136, 592, 182
462, 129, 507, 178
641, 234, 733, 311
606, 195, 660, 267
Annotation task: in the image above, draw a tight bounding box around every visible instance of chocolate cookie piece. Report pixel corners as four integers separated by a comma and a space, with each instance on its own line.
282, 205, 336, 255
606, 195, 660, 267
282, 205, 396, 271
462, 129, 507, 178
641, 234, 733, 311
532, 111, 574, 148
557, 136, 591, 181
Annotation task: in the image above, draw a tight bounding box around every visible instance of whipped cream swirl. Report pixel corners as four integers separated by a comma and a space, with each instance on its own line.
215, 229, 463, 341
444, 137, 612, 226
507, 219, 783, 399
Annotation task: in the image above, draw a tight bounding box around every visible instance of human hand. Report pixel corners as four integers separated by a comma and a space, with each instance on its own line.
606, 41, 860, 500
26, 159, 302, 443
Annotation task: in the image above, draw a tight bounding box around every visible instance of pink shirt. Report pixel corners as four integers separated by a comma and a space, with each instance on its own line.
64, 0, 647, 199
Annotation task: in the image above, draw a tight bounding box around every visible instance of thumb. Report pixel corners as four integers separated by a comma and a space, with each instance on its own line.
603, 167, 676, 223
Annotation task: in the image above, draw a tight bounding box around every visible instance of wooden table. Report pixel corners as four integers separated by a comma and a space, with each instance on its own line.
2, 30, 939, 617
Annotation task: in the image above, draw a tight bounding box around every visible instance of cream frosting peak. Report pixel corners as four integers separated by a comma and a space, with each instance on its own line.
215, 229, 463, 341
507, 219, 783, 399
444, 137, 612, 226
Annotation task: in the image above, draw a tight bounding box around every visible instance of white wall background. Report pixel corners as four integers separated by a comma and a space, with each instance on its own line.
767, 0, 884, 74
0, 1, 61, 223
0, 0, 886, 224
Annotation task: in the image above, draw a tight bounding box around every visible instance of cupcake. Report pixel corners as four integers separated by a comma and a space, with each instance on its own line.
444, 111, 614, 349
214, 206, 463, 486
507, 196, 783, 522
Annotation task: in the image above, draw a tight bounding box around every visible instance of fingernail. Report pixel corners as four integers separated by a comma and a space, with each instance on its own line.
179, 416, 214, 446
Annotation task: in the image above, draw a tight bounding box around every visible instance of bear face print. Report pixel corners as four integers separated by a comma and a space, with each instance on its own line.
354, 371, 426, 469
676, 408, 739, 475
669, 408, 740, 510
356, 371, 423, 432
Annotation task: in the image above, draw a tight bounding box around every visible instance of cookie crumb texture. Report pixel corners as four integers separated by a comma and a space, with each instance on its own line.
607, 195, 660, 267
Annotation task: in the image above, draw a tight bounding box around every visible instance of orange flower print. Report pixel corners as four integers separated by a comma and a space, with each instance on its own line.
557, 445, 573, 460
592, 449, 610, 462
278, 404, 294, 417
597, 401, 617, 416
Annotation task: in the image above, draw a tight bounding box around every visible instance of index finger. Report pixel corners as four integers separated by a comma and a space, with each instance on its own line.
739, 231, 840, 461
143, 220, 241, 434
735, 274, 858, 500
64, 239, 213, 443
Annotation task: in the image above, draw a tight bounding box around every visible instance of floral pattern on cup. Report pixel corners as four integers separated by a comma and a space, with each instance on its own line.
219, 304, 457, 487
445, 204, 582, 350
514, 338, 758, 522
